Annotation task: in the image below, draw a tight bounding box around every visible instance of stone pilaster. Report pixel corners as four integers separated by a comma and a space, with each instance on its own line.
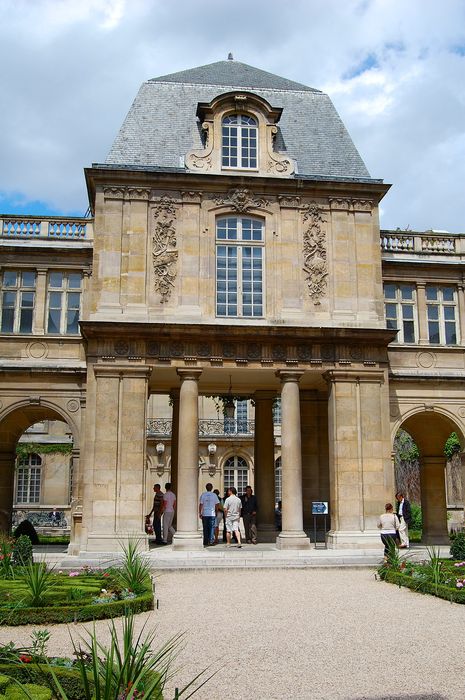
254, 390, 276, 541
325, 369, 392, 549
0, 451, 15, 534
172, 369, 203, 550
276, 371, 311, 549
80, 364, 151, 552
417, 283, 429, 344
421, 456, 449, 543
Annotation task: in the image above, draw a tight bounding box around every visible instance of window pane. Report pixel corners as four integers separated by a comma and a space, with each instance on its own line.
403, 322, 415, 343
426, 286, 438, 301
22, 271, 36, 287
428, 322, 440, 344
49, 272, 63, 288
444, 306, 455, 321
66, 308, 80, 334
1, 308, 14, 332
400, 285, 414, 300
384, 284, 396, 299
3, 271, 17, 287
445, 323, 457, 345
48, 308, 61, 334
68, 273, 82, 289
442, 287, 454, 302
427, 306, 439, 320
402, 305, 414, 320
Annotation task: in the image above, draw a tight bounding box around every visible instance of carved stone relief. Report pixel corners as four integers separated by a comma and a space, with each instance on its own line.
214, 188, 270, 213
302, 203, 328, 305
185, 122, 213, 172
152, 196, 178, 303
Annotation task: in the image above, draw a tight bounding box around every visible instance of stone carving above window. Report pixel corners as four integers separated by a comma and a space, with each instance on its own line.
185, 91, 296, 178
302, 203, 328, 305
214, 188, 270, 213
151, 196, 178, 303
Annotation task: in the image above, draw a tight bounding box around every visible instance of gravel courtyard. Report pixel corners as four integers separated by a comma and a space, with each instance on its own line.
1, 568, 464, 700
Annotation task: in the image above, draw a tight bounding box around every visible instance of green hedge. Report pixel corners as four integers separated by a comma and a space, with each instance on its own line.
381, 570, 465, 603
0, 590, 153, 626
0, 663, 91, 700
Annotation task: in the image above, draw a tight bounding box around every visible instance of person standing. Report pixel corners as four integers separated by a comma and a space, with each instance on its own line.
224, 486, 242, 548
199, 483, 219, 546
378, 503, 400, 558
213, 488, 224, 545
146, 483, 165, 545
241, 485, 258, 544
395, 491, 412, 548
162, 482, 176, 545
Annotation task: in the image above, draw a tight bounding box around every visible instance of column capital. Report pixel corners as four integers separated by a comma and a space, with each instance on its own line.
253, 389, 277, 401
275, 370, 304, 384
176, 368, 202, 382
93, 364, 152, 379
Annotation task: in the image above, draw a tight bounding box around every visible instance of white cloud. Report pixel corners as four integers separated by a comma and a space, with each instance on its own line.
0, 0, 464, 230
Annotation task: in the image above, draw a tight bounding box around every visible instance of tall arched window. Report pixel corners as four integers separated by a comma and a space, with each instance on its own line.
216, 217, 264, 317
223, 456, 248, 496
16, 453, 42, 503
222, 114, 258, 169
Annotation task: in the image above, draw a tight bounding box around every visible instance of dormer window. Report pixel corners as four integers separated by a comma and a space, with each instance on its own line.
186, 92, 295, 177
222, 115, 258, 169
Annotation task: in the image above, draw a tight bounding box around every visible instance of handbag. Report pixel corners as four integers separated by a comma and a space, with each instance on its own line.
145, 515, 154, 535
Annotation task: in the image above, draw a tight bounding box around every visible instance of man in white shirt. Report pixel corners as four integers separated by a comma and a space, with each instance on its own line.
199, 482, 219, 546
162, 482, 176, 544
224, 486, 243, 548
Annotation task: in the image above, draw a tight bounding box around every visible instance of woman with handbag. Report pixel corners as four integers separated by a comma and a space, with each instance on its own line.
377, 503, 400, 559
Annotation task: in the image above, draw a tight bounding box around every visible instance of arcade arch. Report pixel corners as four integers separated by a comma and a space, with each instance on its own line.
393, 408, 464, 543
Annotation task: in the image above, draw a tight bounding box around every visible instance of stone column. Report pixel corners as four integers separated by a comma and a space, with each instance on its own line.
276, 371, 310, 549
0, 451, 15, 534
173, 369, 203, 550
33, 268, 47, 335
417, 283, 429, 344
254, 391, 276, 541
421, 456, 449, 543
170, 389, 180, 501
325, 369, 393, 549
80, 363, 151, 552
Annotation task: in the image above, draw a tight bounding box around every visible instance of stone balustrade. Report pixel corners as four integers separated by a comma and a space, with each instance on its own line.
1, 215, 93, 240
381, 230, 465, 256
146, 418, 255, 437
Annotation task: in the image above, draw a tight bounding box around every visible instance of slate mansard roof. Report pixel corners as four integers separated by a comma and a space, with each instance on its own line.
105, 60, 373, 181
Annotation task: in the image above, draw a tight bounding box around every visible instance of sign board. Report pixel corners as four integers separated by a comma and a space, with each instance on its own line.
312, 501, 329, 515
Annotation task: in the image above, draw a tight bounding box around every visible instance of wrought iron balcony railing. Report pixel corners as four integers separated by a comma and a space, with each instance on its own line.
146, 418, 255, 437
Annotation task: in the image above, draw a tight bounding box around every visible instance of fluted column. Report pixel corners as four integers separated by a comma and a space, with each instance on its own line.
254, 391, 276, 541
173, 369, 203, 550
276, 371, 310, 549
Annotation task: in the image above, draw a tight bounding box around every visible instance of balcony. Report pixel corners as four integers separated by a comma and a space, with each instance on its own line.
0, 216, 93, 242
147, 418, 255, 437
381, 230, 465, 258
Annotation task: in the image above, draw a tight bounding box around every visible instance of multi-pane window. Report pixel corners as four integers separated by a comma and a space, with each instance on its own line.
272, 398, 282, 425
223, 456, 248, 496
222, 114, 258, 169
275, 456, 282, 504
236, 400, 248, 432
216, 217, 264, 317
47, 272, 82, 334
0, 270, 36, 333
16, 453, 42, 503
384, 283, 417, 343
426, 286, 458, 345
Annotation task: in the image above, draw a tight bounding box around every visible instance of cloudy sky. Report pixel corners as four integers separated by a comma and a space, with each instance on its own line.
0, 0, 464, 232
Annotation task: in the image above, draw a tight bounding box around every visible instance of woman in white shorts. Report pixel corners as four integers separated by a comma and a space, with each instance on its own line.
224, 486, 242, 548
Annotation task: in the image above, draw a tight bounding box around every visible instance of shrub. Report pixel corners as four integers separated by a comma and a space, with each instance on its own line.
0, 537, 14, 580
12, 538, 33, 568
410, 502, 422, 531
19, 562, 56, 608
0, 673, 10, 691
4, 682, 52, 699
116, 539, 152, 596
450, 532, 465, 560
13, 523, 39, 547
0, 664, 91, 700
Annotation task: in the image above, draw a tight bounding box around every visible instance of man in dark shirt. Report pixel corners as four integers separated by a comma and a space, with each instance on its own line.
146, 484, 165, 545
241, 485, 258, 544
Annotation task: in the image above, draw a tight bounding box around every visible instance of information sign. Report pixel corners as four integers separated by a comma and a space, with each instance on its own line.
312, 501, 329, 515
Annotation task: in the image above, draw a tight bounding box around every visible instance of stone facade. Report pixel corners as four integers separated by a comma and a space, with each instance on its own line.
0, 60, 464, 553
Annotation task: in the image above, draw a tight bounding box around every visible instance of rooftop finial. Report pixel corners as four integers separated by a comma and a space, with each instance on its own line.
228, 52, 234, 61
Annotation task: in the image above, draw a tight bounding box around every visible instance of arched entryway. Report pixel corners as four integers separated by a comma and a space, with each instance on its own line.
395, 409, 464, 543
0, 401, 80, 534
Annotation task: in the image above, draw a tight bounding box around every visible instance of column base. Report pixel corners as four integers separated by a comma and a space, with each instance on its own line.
172, 531, 204, 551
257, 524, 278, 543
276, 531, 311, 550
422, 530, 449, 545
326, 530, 382, 550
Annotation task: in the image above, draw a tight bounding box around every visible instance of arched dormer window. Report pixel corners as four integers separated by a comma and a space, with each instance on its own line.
222, 114, 258, 169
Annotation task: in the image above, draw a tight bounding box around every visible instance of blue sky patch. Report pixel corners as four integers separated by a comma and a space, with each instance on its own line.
343, 53, 379, 80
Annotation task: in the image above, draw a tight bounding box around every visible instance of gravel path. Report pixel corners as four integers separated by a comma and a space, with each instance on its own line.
1, 569, 464, 700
